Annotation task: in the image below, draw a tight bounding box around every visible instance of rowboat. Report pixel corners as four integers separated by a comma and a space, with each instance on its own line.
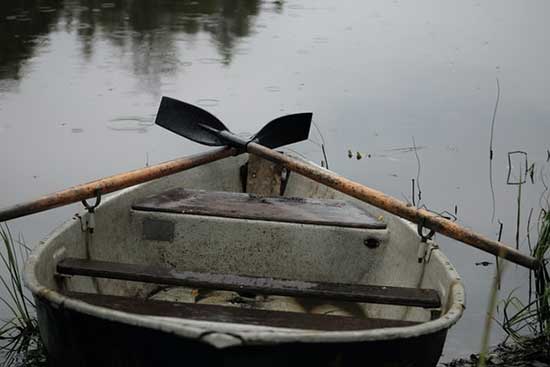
24, 153, 465, 366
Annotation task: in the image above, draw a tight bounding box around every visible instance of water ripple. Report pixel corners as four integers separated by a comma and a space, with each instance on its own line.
198, 58, 223, 65
107, 116, 155, 133
195, 98, 219, 107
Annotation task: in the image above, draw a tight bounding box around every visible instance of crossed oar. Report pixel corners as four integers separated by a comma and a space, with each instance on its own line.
0, 96, 539, 270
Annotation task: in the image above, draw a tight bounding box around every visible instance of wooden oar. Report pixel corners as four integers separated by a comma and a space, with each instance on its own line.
0, 148, 235, 222
249, 143, 539, 270
155, 97, 540, 270
0, 109, 313, 222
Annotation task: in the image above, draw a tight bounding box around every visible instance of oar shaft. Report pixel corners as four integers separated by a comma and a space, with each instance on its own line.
248, 143, 539, 270
0, 147, 236, 222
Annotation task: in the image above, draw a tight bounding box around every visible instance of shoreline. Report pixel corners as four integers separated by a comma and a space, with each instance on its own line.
439, 337, 549, 367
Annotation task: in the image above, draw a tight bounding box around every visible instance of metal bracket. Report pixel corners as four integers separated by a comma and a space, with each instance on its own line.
424, 244, 439, 263
82, 190, 102, 212
81, 190, 102, 234
416, 205, 457, 244
417, 217, 435, 243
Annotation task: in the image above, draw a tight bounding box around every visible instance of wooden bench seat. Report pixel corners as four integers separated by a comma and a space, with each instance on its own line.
131, 188, 387, 230
65, 291, 420, 331
57, 258, 441, 309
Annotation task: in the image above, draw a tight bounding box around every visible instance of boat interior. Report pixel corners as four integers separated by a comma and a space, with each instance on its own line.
36, 154, 462, 333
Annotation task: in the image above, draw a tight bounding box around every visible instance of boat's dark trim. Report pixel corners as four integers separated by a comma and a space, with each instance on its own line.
36, 296, 448, 367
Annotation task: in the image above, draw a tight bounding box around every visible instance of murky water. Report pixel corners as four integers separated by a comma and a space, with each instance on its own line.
1, 0, 549, 362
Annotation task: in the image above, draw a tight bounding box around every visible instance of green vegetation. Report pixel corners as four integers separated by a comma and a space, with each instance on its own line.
475, 148, 550, 367
496, 209, 550, 343
0, 224, 45, 367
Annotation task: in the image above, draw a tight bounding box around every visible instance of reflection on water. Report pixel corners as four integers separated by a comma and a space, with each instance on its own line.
0, 0, 267, 90
0, 0, 62, 84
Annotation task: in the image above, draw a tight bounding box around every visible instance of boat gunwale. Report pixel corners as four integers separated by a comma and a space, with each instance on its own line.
23, 183, 465, 348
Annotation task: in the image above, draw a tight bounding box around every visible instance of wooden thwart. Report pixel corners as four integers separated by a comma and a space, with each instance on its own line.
66, 291, 420, 331
57, 258, 441, 308
132, 188, 387, 230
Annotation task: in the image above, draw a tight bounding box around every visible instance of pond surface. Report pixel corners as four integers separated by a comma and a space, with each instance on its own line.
1, 0, 549, 362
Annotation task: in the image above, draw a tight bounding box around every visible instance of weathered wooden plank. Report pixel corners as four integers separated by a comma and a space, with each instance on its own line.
58, 258, 440, 308
65, 291, 420, 331
246, 154, 284, 196
132, 188, 386, 229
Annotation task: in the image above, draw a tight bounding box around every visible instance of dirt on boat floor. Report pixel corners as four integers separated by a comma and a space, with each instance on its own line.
439, 337, 549, 367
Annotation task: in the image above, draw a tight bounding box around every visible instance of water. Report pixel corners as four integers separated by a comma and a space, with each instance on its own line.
1, 0, 549, 362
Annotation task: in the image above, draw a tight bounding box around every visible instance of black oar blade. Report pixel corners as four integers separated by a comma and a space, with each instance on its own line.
155, 96, 229, 146
252, 113, 313, 149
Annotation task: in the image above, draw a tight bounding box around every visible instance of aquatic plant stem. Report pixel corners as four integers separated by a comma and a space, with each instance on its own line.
489, 78, 500, 222
0, 224, 45, 366
478, 253, 506, 367
412, 136, 422, 205
516, 180, 523, 250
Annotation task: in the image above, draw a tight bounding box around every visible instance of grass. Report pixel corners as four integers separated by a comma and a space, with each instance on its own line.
496, 151, 550, 341
0, 224, 46, 367
533, 209, 550, 337
475, 149, 550, 367
495, 209, 550, 343
480, 207, 550, 367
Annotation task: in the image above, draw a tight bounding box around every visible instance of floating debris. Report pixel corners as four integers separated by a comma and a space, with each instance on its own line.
385, 145, 427, 153
475, 261, 493, 267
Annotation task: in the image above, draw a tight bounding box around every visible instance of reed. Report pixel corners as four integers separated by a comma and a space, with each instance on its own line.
476, 150, 549, 366
0, 224, 45, 367
532, 209, 550, 337
494, 208, 549, 349
477, 257, 505, 367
